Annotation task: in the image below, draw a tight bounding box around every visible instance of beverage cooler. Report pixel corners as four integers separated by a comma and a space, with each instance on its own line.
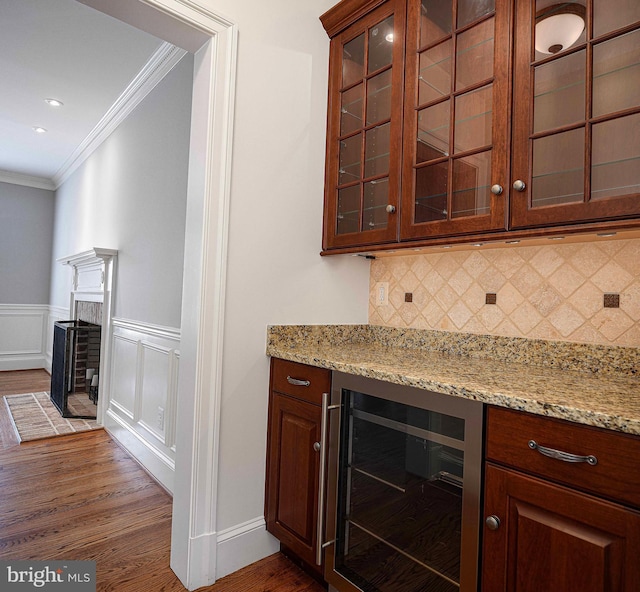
321, 372, 484, 592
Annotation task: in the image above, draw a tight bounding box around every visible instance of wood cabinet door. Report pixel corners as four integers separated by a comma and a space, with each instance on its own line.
399, 0, 511, 241
482, 463, 640, 592
510, 1, 640, 229
323, 0, 406, 250
265, 391, 322, 570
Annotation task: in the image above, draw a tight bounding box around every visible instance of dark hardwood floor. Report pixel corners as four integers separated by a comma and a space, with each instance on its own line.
0, 370, 326, 592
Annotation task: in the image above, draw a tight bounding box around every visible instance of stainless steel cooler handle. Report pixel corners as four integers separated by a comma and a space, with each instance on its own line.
316, 392, 341, 565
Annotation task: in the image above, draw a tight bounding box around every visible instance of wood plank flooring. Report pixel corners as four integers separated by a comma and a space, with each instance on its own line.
0, 370, 326, 592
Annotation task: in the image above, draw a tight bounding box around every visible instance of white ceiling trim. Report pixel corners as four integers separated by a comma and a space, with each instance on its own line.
0, 41, 187, 192
52, 41, 187, 189
0, 170, 56, 191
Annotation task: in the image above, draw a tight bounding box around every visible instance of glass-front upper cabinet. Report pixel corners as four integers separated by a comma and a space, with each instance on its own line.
510, 0, 640, 228
400, 0, 511, 240
322, 0, 406, 250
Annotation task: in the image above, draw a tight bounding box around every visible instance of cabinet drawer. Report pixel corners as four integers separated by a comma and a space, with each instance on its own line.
486, 406, 640, 508
270, 358, 331, 406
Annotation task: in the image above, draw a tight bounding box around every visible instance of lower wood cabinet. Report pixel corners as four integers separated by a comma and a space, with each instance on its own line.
483, 407, 640, 592
264, 358, 331, 574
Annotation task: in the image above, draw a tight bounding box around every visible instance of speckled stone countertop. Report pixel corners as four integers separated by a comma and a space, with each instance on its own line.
266, 325, 640, 436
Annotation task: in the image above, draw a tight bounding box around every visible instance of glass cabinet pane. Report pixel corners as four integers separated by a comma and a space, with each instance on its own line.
339, 134, 362, 185
418, 40, 452, 105
415, 163, 449, 223
454, 85, 493, 153
594, 0, 640, 38
364, 178, 390, 230
368, 16, 395, 73
534, 50, 585, 133
591, 113, 640, 200
452, 151, 491, 218
367, 70, 392, 125
420, 0, 452, 46
365, 123, 391, 178
343, 34, 365, 87
456, 17, 494, 91
417, 101, 450, 163
593, 29, 640, 118
337, 186, 361, 235
457, 0, 495, 29
534, 3, 586, 59
532, 128, 584, 207
341, 84, 363, 135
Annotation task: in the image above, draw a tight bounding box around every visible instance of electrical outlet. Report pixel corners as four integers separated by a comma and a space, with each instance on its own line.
157, 407, 165, 430
375, 282, 389, 306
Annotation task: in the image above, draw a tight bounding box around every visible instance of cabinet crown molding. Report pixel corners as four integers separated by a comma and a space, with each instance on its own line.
320, 0, 387, 37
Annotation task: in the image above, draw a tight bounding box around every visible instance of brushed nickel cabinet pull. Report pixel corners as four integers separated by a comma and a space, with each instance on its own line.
286, 376, 310, 387
528, 440, 597, 466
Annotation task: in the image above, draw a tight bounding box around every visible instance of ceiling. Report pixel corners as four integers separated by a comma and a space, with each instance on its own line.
0, 0, 167, 187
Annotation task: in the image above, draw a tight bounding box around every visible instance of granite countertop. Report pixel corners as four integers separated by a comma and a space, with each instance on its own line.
266, 325, 640, 436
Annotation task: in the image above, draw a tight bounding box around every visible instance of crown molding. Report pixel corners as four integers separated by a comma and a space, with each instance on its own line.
0, 170, 55, 191
52, 41, 188, 189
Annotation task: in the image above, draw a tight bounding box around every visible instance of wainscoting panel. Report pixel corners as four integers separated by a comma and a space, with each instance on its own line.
110, 335, 138, 419
0, 305, 48, 370
105, 318, 180, 492
45, 306, 69, 372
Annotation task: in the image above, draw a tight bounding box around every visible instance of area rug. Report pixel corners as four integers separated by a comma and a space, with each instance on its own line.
3, 392, 102, 443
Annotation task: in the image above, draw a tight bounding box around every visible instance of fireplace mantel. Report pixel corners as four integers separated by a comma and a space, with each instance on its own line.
58, 248, 118, 303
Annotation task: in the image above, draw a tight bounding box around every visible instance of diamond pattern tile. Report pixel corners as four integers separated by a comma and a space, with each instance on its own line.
368, 237, 640, 346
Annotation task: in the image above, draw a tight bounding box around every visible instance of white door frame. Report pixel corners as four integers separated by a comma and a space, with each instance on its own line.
76, 1, 237, 589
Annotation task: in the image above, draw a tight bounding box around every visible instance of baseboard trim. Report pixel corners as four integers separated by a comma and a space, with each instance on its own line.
215, 518, 280, 580
0, 355, 47, 372
104, 408, 175, 493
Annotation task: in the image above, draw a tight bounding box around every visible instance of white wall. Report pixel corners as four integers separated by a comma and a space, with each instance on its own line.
0, 182, 54, 304
202, 0, 371, 576
0, 182, 55, 369
49, 54, 193, 329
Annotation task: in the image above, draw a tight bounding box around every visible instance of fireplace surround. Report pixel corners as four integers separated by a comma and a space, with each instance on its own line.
55, 248, 117, 423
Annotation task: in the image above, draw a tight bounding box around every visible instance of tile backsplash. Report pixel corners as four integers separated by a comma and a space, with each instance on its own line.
369, 237, 640, 347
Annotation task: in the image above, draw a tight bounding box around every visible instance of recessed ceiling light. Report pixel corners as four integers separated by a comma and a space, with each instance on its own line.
33, 126, 47, 133
45, 98, 63, 107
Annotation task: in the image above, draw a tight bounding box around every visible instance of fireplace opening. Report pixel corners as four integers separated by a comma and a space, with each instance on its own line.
50, 320, 101, 419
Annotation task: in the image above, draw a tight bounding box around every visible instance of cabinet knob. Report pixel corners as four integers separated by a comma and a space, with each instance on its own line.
313, 442, 321, 452
513, 180, 526, 192
491, 184, 503, 195
385, 204, 396, 214
485, 515, 501, 530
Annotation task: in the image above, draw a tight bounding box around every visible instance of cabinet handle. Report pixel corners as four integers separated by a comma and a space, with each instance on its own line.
385, 204, 396, 214
485, 515, 501, 530
286, 376, 310, 387
513, 179, 526, 192
491, 184, 503, 195
528, 440, 598, 466
316, 392, 330, 566
313, 441, 321, 452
